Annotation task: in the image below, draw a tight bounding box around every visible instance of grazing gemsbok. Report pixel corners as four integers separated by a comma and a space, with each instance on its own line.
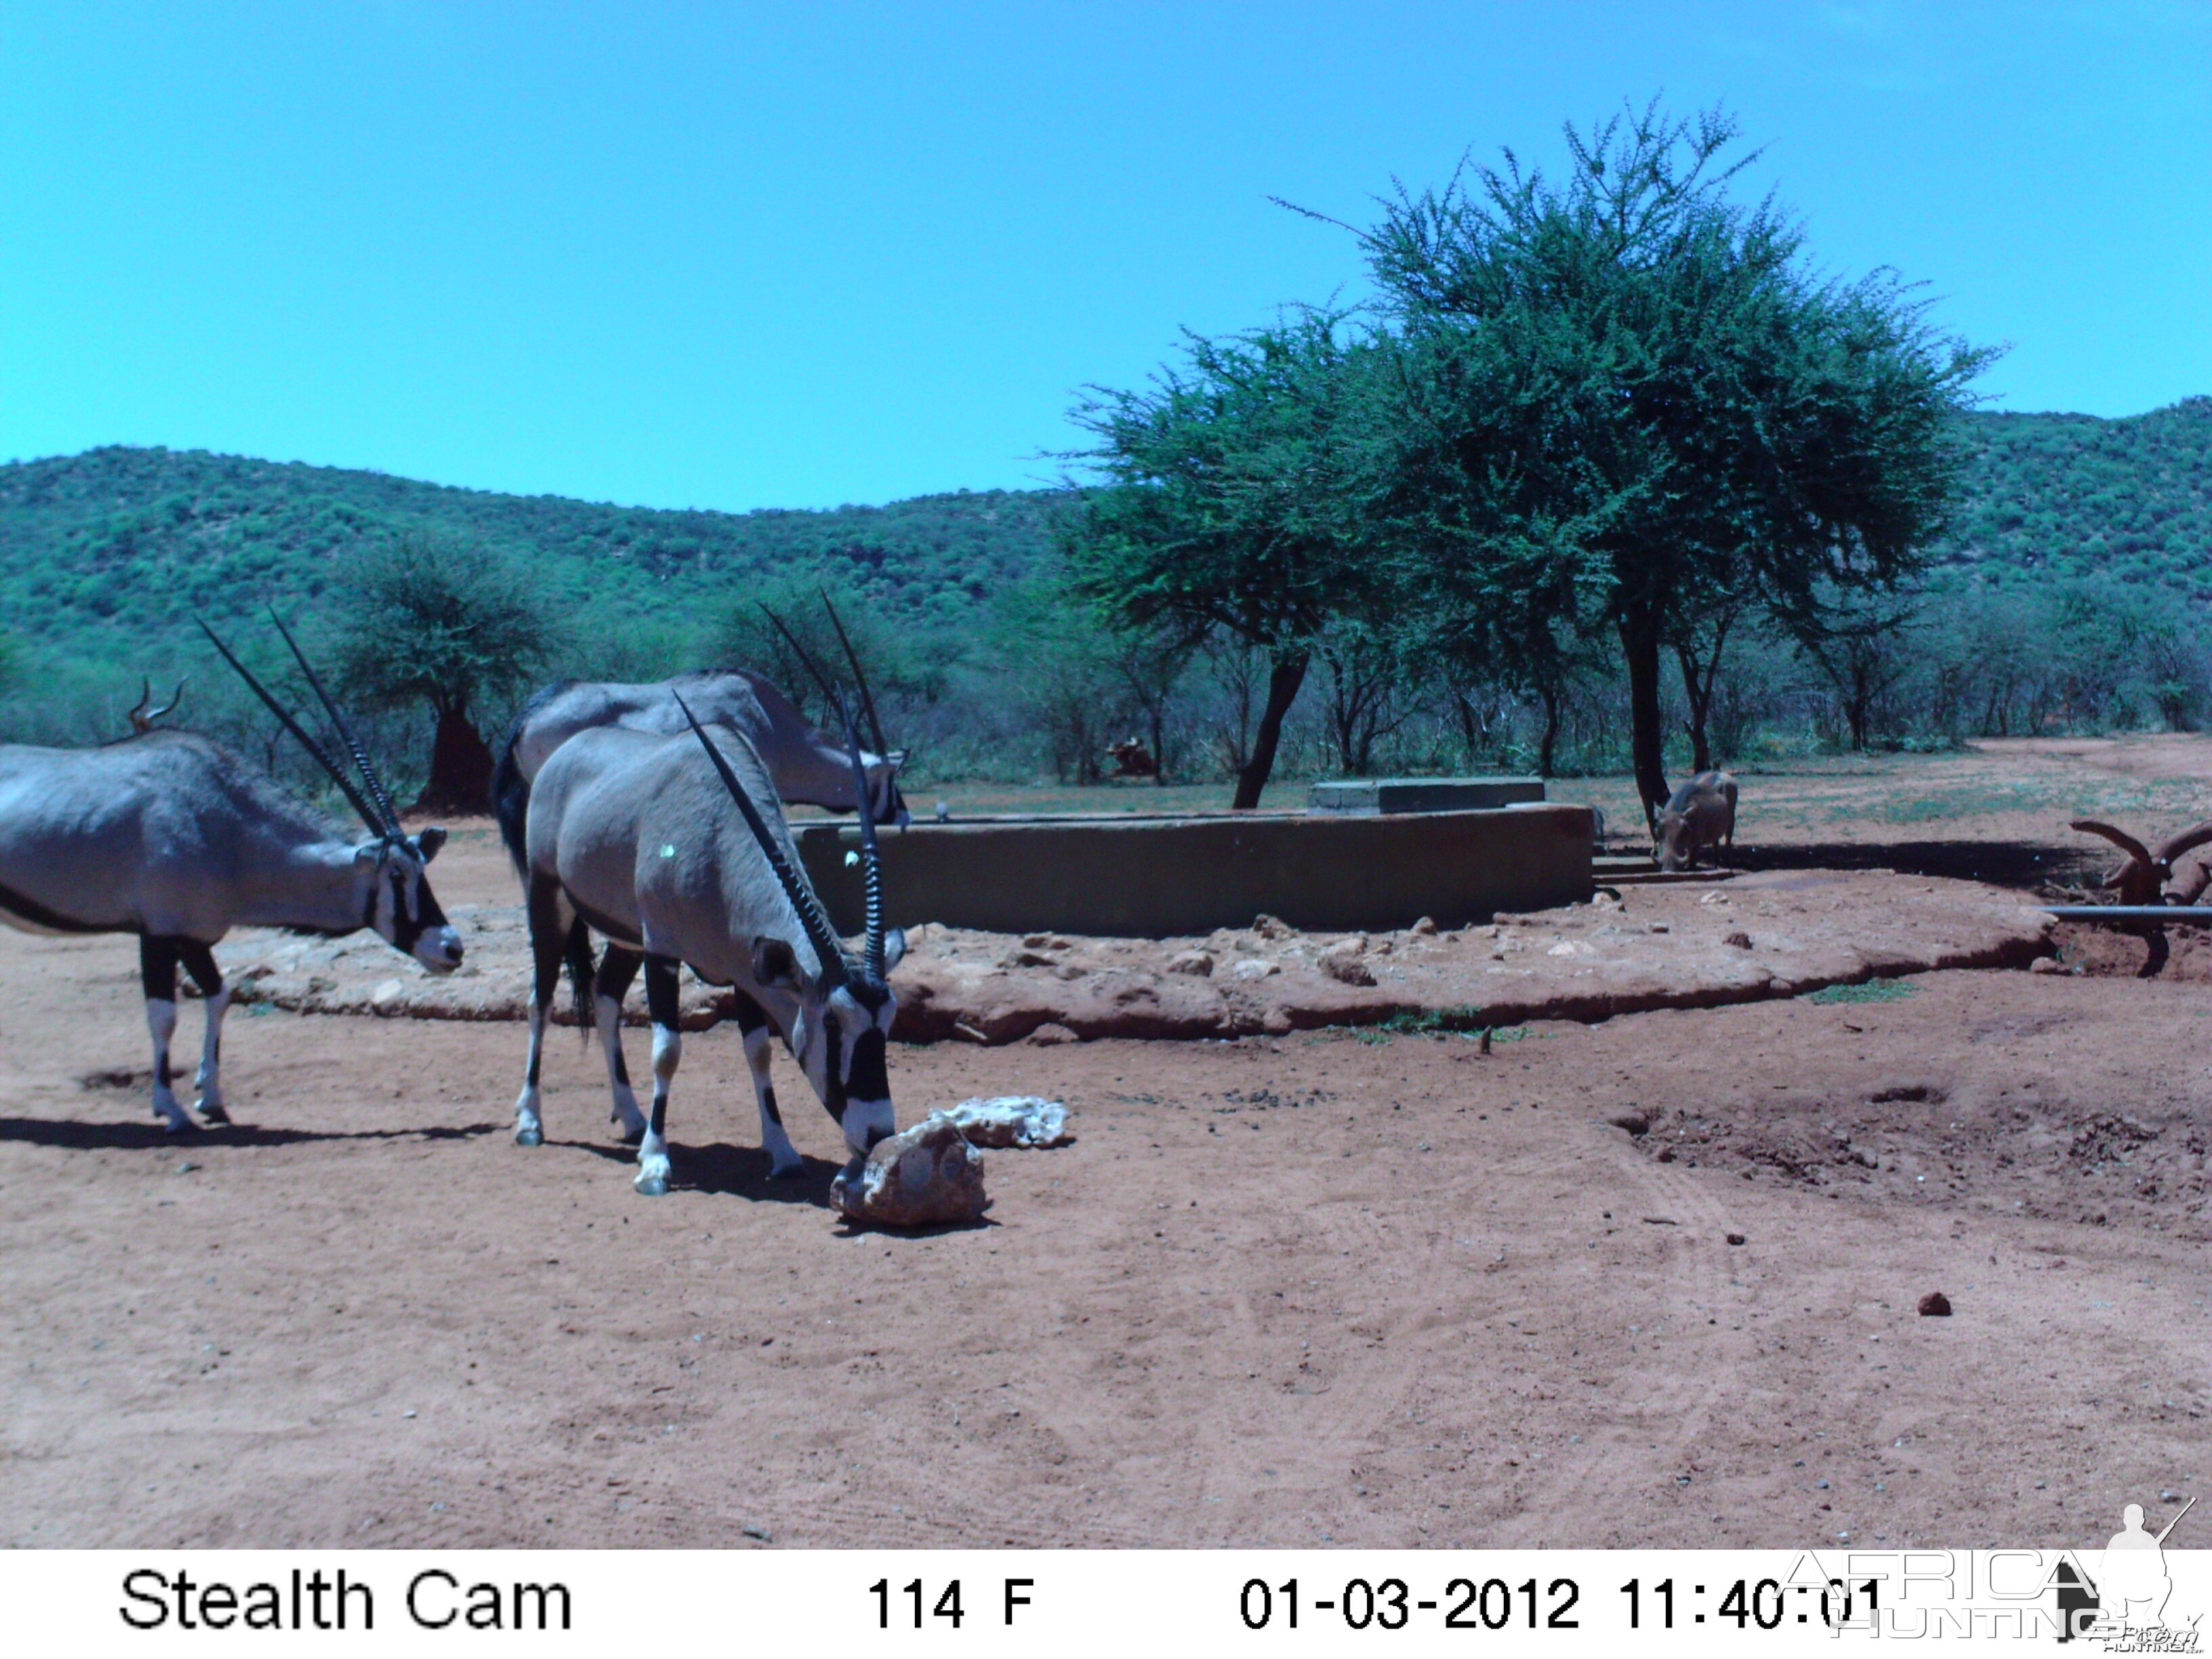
490, 602, 909, 882
508, 691, 903, 1195
0, 620, 461, 1130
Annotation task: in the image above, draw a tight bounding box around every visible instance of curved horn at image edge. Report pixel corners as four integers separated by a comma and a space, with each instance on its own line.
2154, 818, 2212, 867
2070, 819, 2154, 870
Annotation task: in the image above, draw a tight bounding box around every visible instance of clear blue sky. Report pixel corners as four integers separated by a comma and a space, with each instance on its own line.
4, 2, 2207, 512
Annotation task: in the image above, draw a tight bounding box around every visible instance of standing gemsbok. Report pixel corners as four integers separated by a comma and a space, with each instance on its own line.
489, 597, 910, 884
0, 618, 461, 1130
508, 691, 902, 1197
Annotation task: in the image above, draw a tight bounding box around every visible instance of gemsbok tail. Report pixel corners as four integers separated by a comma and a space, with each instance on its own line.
491, 733, 531, 884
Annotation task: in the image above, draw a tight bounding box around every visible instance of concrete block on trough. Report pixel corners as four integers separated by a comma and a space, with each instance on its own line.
1307, 776, 1547, 815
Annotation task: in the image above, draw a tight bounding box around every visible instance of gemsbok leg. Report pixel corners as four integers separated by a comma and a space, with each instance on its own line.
179, 941, 232, 1125
731, 988, 802, 1177
139, 937, 193, 1133
592, 945, 649, 1144
513, 877, 569, 1147
637, 954, 682, 1196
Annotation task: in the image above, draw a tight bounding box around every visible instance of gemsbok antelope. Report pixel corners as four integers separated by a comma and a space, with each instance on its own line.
506, 692, 903, 1197
489, 599, 909, 882
0, 619, 461, 1130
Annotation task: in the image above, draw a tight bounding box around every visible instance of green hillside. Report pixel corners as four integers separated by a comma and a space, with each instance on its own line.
0, 445, 1066, 668
1, 394, 2205, 684
1933, 396, 2212, 597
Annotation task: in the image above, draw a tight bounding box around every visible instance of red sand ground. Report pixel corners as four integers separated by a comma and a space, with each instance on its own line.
2, 742, 2206, 1549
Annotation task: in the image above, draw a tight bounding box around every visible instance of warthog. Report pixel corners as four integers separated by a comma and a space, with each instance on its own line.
1656, 770, 1738, 872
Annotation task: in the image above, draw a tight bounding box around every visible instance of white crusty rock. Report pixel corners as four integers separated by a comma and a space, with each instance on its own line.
832, 1113, 989, 1227
941, 1094, 1073, 1148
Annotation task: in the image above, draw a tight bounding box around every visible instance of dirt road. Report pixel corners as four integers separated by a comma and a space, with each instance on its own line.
4, 936, 2202, 1549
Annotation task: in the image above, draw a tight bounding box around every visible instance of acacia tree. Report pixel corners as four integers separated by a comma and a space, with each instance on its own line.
1357, 101, 1992, 821
331, 535, 558, 814
1063, 311, 1387, 808
1370, 314, 1613, 776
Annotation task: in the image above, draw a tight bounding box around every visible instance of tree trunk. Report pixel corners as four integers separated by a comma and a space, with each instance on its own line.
1619, 606, 1671, 827
1232, 652, 1309, 810
413, 704, 495, 817
1210, 645, 1256, 779
1452, 689, 1486, 766
1847, 661, 1872, 752
1675, 610, 1732, 775
1676, 644, 1713, 773
1682, 719, 1712, 774
1536, 679, 1563, 778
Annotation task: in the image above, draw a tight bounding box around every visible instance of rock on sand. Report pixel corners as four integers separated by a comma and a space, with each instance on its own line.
832, 1113, 990, 1227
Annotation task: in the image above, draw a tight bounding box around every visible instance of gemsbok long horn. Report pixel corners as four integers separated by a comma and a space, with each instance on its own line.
198, 619, 391, 839
761, 598, 907, 825
267, 609, 402, 836
840, 730, 884, 986
670, 692, 850, 985
838, 716, 887, 985
127, 679, 152, 733
755, 602, 849, 722
818, 588, 889, 760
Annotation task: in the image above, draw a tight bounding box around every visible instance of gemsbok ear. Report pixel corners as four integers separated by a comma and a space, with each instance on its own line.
354, 843, 381, 866
881, 926, 907, 973
752, 936, 802, 989
413, 826, 447, 863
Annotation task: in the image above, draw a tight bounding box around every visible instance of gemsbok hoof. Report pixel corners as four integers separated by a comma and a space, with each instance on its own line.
617, 1122, 646, 1147
196, 1102, 230, 1126
514, 1122, 544, 1147
635, 1170, 669, 1197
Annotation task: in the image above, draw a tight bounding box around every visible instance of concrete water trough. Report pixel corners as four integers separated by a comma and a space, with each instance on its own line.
1308, 775, 1547, 815
794, 801, 1594, 939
